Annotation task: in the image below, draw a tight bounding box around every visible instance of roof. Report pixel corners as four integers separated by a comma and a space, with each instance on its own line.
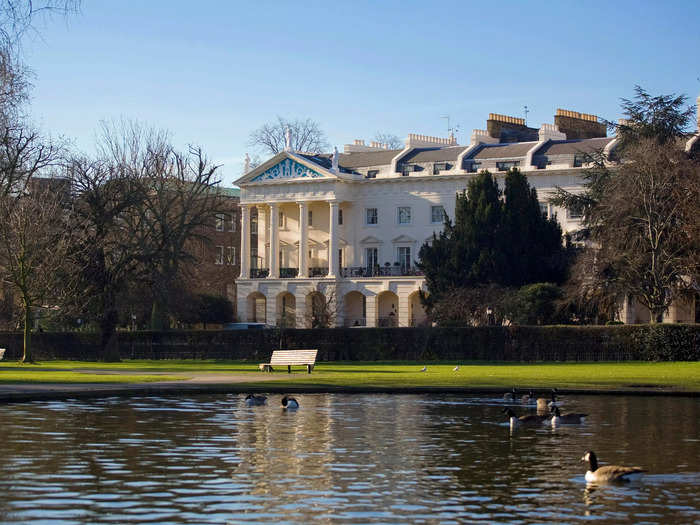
538, 137, 614, 155
470, 142, 537, 159
400, 146, 467, 163
217, 186, 241, 197
336, 149, 403, 168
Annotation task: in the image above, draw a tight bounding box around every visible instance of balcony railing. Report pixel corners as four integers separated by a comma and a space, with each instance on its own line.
250, 268, 269, 279
344, 317, 367, 327
247, 265, 424, 279
378, 316, 398, 328
341, 266, 424, 278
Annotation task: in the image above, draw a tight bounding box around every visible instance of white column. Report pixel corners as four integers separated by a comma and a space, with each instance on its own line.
298, 202, 308, 278
327, 201, 339, 278
239, 204, 250, 279
269, 203, 279, 278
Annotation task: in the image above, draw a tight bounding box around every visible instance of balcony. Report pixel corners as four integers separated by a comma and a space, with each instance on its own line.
344, 317, 367, 327
246, 265, 424, 279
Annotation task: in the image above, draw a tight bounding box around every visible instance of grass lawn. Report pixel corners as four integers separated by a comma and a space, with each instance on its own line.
0, 360, 699, 390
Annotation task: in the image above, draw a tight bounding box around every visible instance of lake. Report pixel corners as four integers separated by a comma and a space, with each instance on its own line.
0, 393, 698, 524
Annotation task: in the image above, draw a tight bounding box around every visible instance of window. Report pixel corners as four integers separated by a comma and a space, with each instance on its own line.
539, 202, 550, 218
366, 208, 378, 225
567, 205, 584, 220
366, 170, 378, 179
397, 247, 411, 271
397, 206, 411, 225
251, 247, 258, 268
215, 245, 224, 265
251, 215, 258, 234
431, 205, 446, 224
496, 161, 520, 171
573, 154, 587, 167
338, 208, 343, 225
308, 210, 313, 227
230, 212, 237, 232
227, 246, 237, 265
433, 162, 450, 174
401, 164, 414, 176
467, 162, 481, 173
215, 213, 225, 231
279, 211, 284, 228
365, 247, 378, 271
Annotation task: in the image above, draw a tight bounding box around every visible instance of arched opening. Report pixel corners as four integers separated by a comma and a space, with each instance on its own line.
343, 291, 366, 327
408, 291, 428, 327
276, 292, 296, 328
377, 291, 398, 327
305, 291, 330, 328
246, 292, 266, 323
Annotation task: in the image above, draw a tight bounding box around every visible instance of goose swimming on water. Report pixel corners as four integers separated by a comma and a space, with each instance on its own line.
550, 406, 587, 425
581, 450, 646, 483
537, 388, 560, 411
503, 388, 517, 401
502, 407, 550, 429
245, 394, 267, 406
281, 395, 299, 409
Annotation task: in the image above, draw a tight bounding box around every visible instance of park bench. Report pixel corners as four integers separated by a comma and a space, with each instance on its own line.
0, 348, 4, 360
259, 349, 317, 374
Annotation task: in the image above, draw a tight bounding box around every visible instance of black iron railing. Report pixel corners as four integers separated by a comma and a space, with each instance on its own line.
340, 266, 424, 278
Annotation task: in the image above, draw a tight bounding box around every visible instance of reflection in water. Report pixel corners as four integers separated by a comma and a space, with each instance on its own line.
0, 394, 698, 523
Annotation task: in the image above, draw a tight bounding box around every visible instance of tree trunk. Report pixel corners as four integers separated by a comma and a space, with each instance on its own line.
150, 299, 169, 331
22, 305, 32, 363
99, 308, 120, 362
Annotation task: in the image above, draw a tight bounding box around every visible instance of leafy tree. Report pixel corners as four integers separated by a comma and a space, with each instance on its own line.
504, 283, 563, 326
552, 87, 699, 323
248, 116, 329, 155
419, 169, 569, 322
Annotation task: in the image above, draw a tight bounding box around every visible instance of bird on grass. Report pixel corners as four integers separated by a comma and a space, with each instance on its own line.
581, 450, 646, 483
245, 394, 267, 406
453, 365, 460, 372
420, 366, 427, 372
281, 395, 299, 409
550, 406, 587, 425
502, 407, 550, 429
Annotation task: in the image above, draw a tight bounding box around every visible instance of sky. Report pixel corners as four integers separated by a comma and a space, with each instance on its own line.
21, 0, 700, 187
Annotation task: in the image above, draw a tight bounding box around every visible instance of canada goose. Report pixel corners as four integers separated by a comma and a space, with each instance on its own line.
245, 394, 267, 406
281, 395, 299, 409
453, 365, 460, 372
537, 388, 560, 411
581, 450, 646, 482
502, 407, 550, 428
521, 390, 535, 404
420, 366, 427, 372
550, 406, 587, 425
503, 387, 517, 401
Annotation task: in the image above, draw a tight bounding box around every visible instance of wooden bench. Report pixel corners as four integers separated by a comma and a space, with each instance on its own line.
0, 348, 4, 360
259, 349, 317, 374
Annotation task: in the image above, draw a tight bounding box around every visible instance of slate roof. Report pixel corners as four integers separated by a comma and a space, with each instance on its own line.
470, 142, 537, 159
337, 149, 403, 168
538, 137, 614, 155
400, 146, 467, 163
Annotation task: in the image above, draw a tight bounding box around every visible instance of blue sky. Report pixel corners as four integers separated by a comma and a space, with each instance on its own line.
23, 0, 700, 186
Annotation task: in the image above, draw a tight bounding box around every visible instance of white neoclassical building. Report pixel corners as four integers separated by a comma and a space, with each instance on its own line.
235, 105, 700, 327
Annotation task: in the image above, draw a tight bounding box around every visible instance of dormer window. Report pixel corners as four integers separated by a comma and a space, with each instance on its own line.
466, 162, 481, 173
496, 161, 520, 171
401, 164, 414, 176
573, 154, 587, 167
433, 162, 450, 174
366, 170, 378, 179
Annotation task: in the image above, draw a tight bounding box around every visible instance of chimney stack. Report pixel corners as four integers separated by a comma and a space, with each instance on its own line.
554, 108, 606, 139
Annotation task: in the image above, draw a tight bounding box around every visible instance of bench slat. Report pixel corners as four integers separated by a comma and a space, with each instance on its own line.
260, 349, 318, 374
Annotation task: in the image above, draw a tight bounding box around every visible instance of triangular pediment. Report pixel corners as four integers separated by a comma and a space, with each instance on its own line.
235, 152, 336, 185
392, 234, 417, 244
360, 235, 383, 245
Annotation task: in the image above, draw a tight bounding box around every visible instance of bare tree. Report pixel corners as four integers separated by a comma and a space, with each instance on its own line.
373, 132, 403, 150
0, 1, 80, 48
0, 124, 59, 196
248, 116, 329, 155
304, 285, 339, 328
0, 189, 72, 361
66, 155, 145, 360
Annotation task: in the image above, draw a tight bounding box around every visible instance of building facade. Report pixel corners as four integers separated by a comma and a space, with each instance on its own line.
235, 104, 700, 327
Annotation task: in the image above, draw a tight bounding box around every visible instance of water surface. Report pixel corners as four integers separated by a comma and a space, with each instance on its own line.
0, 393, 698, 524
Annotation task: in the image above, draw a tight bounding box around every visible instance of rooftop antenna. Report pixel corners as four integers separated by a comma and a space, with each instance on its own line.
441, 115, 460, 143
524, 105, 529, 126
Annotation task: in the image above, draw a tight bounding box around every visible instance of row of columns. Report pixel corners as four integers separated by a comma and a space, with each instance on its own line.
239, 200, 339, 280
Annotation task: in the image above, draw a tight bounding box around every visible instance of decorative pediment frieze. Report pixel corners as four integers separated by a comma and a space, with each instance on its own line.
360, 235, 383, 245
391, 234, 417, 244
250, 158, 326, 182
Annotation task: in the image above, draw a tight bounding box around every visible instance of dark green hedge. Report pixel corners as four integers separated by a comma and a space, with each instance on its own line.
0, 324, 697, 362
